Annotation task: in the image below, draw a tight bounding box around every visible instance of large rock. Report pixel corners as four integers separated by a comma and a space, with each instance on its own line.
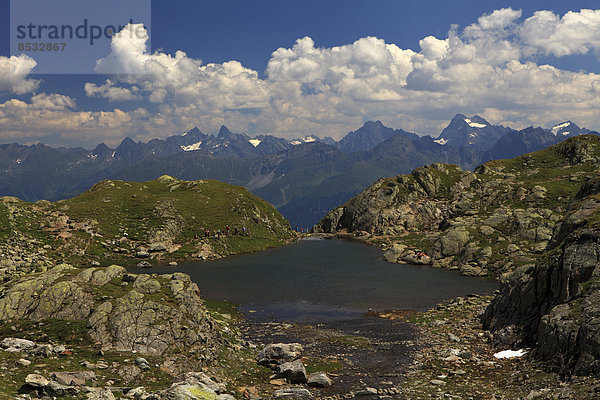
276, 360, 308, 384
51, 371, 96, 386
132, 274, 162, 294
86, 388, 116, 400
163, 384, 219, 400
173, 372, 226, 394
315, 136, 600, 278
272, 388, 313, 400
307, 372, 332, 387
435, 228, 470, 257
21, 373, 79, 397
0, 265, 222, 358
257, 343, 303, 367
0, 264, 93, 320
1, 337, 35, 351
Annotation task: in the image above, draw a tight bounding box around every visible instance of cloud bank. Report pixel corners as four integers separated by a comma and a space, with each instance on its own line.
2, 8, 600, 145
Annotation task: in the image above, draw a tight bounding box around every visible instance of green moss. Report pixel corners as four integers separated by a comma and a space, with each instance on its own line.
304, 357, 343, 374
321, 335, 370, 348
0, 318, 93, 346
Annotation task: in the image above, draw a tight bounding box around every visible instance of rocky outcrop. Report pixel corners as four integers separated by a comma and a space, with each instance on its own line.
315, 135, 600, 277
316, 163, 471, 235
0, 265, 222, 358
482, 177, 600, 377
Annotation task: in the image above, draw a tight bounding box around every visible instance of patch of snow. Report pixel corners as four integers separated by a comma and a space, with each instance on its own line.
181, 141, 203, 151
249, 139, 261, 147
291, 136, 316, 145
434, 138, 448, 145
551, 121, 571, 135
493, 349, 527, 359
464, 118, 487, 128
561, 131, 570, 136
15, 158, 22, 164
87, 154, 98, 160
111, 151, 116, 158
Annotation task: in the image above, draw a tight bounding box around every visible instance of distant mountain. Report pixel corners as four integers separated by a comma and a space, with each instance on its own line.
0, 117, 597, 228
489, 124, 599, 160
549, 121, 590, 137
435, 114, 514, 150
338, 120, 418, 152
489, 126, 558, 160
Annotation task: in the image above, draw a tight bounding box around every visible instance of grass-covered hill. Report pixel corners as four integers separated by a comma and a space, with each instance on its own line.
0, 175, 294, 270
315, 134, 600, 278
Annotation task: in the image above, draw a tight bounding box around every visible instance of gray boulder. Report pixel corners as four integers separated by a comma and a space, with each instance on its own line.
50, 370, 96, 386
86, 388, 116, 400
272, 388, 313, 400
276, 360, 307, 384
257, 343, 303, 367
307, 372, 332, 387
173, 372, 226, 393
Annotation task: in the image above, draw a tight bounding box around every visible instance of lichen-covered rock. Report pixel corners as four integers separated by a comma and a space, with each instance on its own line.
132, 274, 161, 294
0, 264, 93, 320
0, 265, 221, 358
434, 228, 470, 257
86, 388, 116, 400
163, 384, 219, 400
88, 281, 219, 356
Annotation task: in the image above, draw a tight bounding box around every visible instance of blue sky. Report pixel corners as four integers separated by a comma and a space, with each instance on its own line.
151, 0, 600, 72
1, 1, 600, 147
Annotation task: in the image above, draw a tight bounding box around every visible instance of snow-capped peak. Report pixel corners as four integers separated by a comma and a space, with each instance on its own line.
551, 121, 571, 135
249, 139, 261, 147
434, 138, 448, 145
181, 141, 203, 151
464, 118, 487, 129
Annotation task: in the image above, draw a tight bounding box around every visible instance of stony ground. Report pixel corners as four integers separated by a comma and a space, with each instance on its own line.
238, 316, 417, 399
397, 295, 600, 399
227, 295, 600, 400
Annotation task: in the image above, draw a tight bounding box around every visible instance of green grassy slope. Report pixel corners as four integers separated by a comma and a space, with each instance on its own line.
1, 175, 294, 267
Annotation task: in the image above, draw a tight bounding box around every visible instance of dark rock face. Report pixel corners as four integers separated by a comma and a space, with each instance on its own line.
437, 114, 513, 150
483, 178, 600, 377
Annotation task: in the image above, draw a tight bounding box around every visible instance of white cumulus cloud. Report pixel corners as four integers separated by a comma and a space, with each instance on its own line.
4, 9, 600, 146
520, 9, 600, 57
0, 55, 40, 94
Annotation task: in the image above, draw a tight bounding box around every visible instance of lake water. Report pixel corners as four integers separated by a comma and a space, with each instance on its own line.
139, 238, 498, 323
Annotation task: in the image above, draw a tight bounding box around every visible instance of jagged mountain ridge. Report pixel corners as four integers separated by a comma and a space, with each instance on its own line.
0, 117, 597, 228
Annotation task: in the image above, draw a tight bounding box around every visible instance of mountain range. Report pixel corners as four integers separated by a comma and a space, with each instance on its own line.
0, 115, 597, 227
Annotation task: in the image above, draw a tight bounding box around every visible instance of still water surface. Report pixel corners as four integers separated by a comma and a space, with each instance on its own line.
141, 238, 497, 322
